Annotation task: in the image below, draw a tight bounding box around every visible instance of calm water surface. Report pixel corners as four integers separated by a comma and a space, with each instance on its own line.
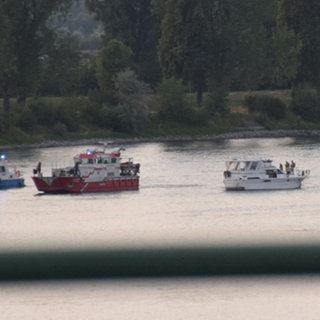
1, 137, 320, 319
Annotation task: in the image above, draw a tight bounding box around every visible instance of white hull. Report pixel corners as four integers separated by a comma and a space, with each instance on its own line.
224, 176, 304, 191
223, 158, 309, 191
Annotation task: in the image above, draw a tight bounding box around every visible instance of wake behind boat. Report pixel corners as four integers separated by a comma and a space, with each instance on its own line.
32, 147, 140, 194
0, 154, 25, 189
223, 159, 310, 191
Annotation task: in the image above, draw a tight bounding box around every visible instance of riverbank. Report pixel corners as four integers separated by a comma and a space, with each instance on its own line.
1, 129, 320, 150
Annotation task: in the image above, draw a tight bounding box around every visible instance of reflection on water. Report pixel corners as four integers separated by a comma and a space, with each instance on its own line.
2, 276, 320, 320
1, 137, 320, 319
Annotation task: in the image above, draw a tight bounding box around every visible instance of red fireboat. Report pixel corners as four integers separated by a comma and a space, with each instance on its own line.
32, 147, 140, 193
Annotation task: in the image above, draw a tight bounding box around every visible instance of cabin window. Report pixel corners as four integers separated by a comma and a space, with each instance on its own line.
111, 158, 117, 163
0, 166, 5, 173
228, 161, 237, 170
250, 162, 258, 170
237, 162, 248, 171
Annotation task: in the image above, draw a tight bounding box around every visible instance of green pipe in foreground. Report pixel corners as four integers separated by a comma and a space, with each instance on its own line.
1, 244, 320, 281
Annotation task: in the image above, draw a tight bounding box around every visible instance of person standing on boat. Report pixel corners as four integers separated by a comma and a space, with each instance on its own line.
285, 161, 290, 174
279, 163, 283, 172
291, 160, 296, 173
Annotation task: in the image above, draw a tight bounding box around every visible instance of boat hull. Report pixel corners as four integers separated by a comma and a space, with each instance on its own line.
0, 178, 25, 189
224, 176, 304, 191
32, 176, 139, 194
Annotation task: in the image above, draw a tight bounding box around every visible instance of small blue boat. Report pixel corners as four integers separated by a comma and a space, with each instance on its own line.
0, 154, 25, 189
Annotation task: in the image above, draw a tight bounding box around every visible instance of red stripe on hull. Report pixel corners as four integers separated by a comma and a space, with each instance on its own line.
32, 176, 139, 193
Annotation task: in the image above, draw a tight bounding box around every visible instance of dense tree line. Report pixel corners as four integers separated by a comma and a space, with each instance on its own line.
1, 0, 320, 133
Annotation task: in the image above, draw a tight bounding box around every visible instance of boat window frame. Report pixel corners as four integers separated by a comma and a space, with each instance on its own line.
237, 161, 249, 171
249, 161, 258, 170
227, 161, 238, 171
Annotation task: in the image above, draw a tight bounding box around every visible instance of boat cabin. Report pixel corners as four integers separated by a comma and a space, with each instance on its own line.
224, 159, 284, 179
1, 154, 13, 179
0, 154, 24, 188
226, 159, 277, 172
0, 162, 9, 177
74, 149, 120, 165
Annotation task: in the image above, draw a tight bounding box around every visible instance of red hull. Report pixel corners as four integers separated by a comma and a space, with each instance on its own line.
32, 176, 139, 193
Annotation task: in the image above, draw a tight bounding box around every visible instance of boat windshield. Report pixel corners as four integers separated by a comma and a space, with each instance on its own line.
227, 161, 238, 170
227, 161, 250, 171
249, 161, 258, 170
237, 161, 249, 171
227, 161, 261, 171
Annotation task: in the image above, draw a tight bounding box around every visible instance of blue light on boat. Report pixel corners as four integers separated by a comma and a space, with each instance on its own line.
0, 154, 6, 160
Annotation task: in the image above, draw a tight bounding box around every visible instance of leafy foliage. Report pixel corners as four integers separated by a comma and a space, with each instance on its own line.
113, 69, 152, 132
277, 0, 320, 87
245, 95, 287, 119
2, 0, 320, 140
291, 86, 320, 122
0, 0, 75, 104
205, 91, 229, 117
230, 0, 277, 90
157, 0, 234, 105
91, 69, 152, 133
86, 0, 161, 85
95, 39, 132, 103
155, 78, 202, 124
51, 0, 102, 50
38, 32, 82, 96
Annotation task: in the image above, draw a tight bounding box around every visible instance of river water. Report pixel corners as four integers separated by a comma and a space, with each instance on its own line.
1, 137, 320, 319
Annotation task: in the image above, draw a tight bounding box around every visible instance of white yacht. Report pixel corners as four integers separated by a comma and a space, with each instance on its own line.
223, 159, 309, 191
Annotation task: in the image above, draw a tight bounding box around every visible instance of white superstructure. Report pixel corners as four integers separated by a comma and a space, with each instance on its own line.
223, 159, 309, 191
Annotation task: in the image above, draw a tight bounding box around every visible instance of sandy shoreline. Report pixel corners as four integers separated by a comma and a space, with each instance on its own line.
1, 129, 320, 150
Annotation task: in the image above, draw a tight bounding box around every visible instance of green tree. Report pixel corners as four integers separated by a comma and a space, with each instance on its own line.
277, 0, 320, 88
95, 39, 133, 103
229, 0, 277, 90
155, 77, 193, 123
291, 85, 320, 122
0, 0, 75, 105
113, 69, 152, 132
156, 0, 233, 106
86, 0, 161, 85
0, 7, 16, 112
38, 32, 82, 96
272, 25, 301, 88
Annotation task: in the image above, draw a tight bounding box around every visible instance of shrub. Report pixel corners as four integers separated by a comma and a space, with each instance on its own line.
93, 104, 137, 133
56, 107, 79, 132
109, 104, 136, 133
29, 101, 58, 126
0, 113, 5, 133
52, 121, 68, 136
244, 95, 286, 119
155, 78, 201, 124
291, 86, 320, 122
204, 91, 229, 116
17, 106, 37, 133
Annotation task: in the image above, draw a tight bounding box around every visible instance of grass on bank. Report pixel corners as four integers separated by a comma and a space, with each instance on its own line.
0, 89, 319, 146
